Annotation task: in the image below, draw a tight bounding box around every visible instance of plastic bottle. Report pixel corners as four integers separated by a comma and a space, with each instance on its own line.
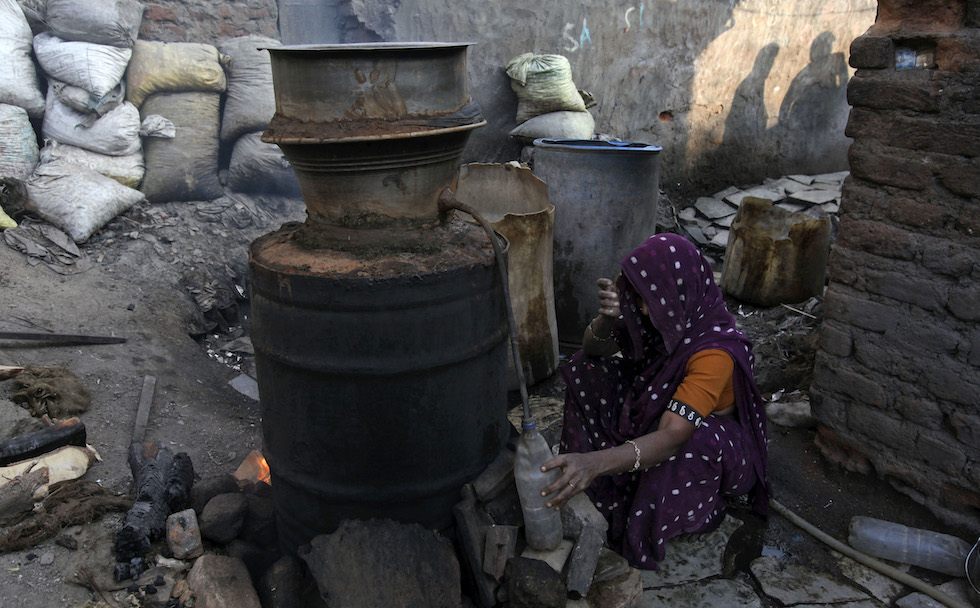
514, 419, 563, 550
848, 516, 972, 577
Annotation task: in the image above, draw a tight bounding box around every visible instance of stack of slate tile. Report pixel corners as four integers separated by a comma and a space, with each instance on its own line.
677, 171, 849, 260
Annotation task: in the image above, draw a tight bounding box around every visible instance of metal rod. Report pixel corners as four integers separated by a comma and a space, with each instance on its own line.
0, 331, 127, 345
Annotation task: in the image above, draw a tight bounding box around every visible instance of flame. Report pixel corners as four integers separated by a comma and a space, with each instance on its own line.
234, 449, 272, 486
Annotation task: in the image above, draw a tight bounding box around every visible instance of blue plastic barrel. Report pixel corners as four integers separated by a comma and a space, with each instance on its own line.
531, 139, 663, 345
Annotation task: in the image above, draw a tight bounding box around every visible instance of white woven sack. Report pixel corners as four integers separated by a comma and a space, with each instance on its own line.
218, 35, 280, 145
509, 111, 595, 146
25, 159, 144, 242
40, 139, 144, 188
125, 40, 227, 108
46, 0, 144, 48
0, 0, 45, 118
34, 32, 132, 98
505, 53, 586, 124
42, 91, 141, 156
0, 104, 39, 179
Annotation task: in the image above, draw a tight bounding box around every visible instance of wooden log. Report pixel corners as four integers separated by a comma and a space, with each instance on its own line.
0, 418, 87, 466
114, 442, 195, 562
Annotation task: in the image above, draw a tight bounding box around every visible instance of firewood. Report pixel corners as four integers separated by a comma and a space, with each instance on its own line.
114, 442, 194, 562
0, 418, 87, 466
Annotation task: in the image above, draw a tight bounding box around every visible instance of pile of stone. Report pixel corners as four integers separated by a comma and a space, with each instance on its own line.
125, 427, 638, 608
676, 171, 849, 257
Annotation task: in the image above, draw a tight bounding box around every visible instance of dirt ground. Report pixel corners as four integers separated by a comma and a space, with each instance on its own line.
0, 192, 968, 607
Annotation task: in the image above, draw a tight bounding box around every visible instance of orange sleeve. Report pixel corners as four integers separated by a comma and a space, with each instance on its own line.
671, 349, 735, 422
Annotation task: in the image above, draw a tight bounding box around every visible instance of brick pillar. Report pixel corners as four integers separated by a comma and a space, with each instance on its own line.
809, 0, 980, 532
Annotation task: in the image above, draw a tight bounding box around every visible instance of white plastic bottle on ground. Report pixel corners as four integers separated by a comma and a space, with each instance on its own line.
848, 516, 972, 577
514, 419, 563, 550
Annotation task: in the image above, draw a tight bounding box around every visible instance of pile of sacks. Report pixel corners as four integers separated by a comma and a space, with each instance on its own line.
0, 0, 297, 243
505, 53, 596, 146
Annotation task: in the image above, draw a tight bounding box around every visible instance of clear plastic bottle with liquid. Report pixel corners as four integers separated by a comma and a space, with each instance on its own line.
514, 419, 563, 550
848, 516, 972, 577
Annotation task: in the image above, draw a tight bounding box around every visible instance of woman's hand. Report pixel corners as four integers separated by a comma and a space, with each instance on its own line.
539, 451, 608, 510
596, 277, 620, 318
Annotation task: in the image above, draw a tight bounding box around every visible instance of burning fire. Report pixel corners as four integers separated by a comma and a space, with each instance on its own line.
234, 449, 271, 485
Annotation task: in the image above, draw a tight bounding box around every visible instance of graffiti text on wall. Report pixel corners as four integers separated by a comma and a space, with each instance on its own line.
563, 5, 644, 53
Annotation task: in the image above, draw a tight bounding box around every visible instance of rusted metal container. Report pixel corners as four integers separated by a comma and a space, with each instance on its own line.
456, 163, 559, 388
249, 221, 511, 554
261, 43, 486, 229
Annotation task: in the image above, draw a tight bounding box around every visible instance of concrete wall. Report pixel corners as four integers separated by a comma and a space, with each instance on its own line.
136, 0, 875, 198
810, 0, 980, 532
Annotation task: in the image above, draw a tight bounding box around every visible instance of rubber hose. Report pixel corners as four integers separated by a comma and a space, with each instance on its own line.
438, 188, 532, 423
770, 499, 973, 608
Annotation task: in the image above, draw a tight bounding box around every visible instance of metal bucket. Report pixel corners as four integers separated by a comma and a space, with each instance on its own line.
530, 139, 662, 345
457, 163, 559, 388
261, 43, 486, 229
249, 221, 511, 554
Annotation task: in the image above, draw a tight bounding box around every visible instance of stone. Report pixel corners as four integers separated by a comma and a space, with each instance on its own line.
0, 399, 45, 438
725, 185, 784, 207
135, 566, 176, 608
299, 518, 461, 608
709, 229, 729, 249
847, 75, 940, 113
483, 524, 518, 581
257, 554, 327, 608
484, 482, 523, 527
226, 539, 280, 586
766, 399, 817, 428
561, 492, 608, 538
836, 554, 907, 605
593, 547, 631, 584
521, 538, 575, 573
789, 189, 840, 205
894, 578, 976, 608
849, 36, 892, 69
505, 556, 567, 608
694, 196, 736, 220
190, 474, 240, 515
641, 514, 742, 587
642, 576, 760, 607
788, 174, 815, 185
588, 567, 642, 608
472, 445, 516, 502
239, 494, 277, 550
750, 555, 869, 605
454, 485, 498, 608
775, 201, 809, 213
199, 492, 248, 544
166, 508, 204, 559
566, 525, 605, 598
187, 555, 262, 608
228, 374, 259, 400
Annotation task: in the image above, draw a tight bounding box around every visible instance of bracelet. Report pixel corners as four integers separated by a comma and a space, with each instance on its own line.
587, 319, 613, 343
624, 439, 641, 473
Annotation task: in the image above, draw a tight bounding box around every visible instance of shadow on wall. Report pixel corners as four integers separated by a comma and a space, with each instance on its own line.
772, 31, 850, 172
706, 31, 849, 190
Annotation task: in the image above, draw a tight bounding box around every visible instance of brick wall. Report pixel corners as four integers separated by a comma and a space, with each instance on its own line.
810, 0, 980, 532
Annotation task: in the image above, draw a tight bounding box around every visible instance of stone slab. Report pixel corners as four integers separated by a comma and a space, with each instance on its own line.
788, 174, 816, 185
775, 201, 809, 213
750, 555, 869, 605
187, 555, 262, 608
642, 577, 762, 607
521, 538, 575, 573
894, 579, 976, 608
709, 229, 730, 249
694, 196, 737, 219
790, 189, 840, 205
725, 186, 784, 206
228, 374, 259, 401
812, 170, 850, 184
641, 515, 743, 588
836, 554, 908, 605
